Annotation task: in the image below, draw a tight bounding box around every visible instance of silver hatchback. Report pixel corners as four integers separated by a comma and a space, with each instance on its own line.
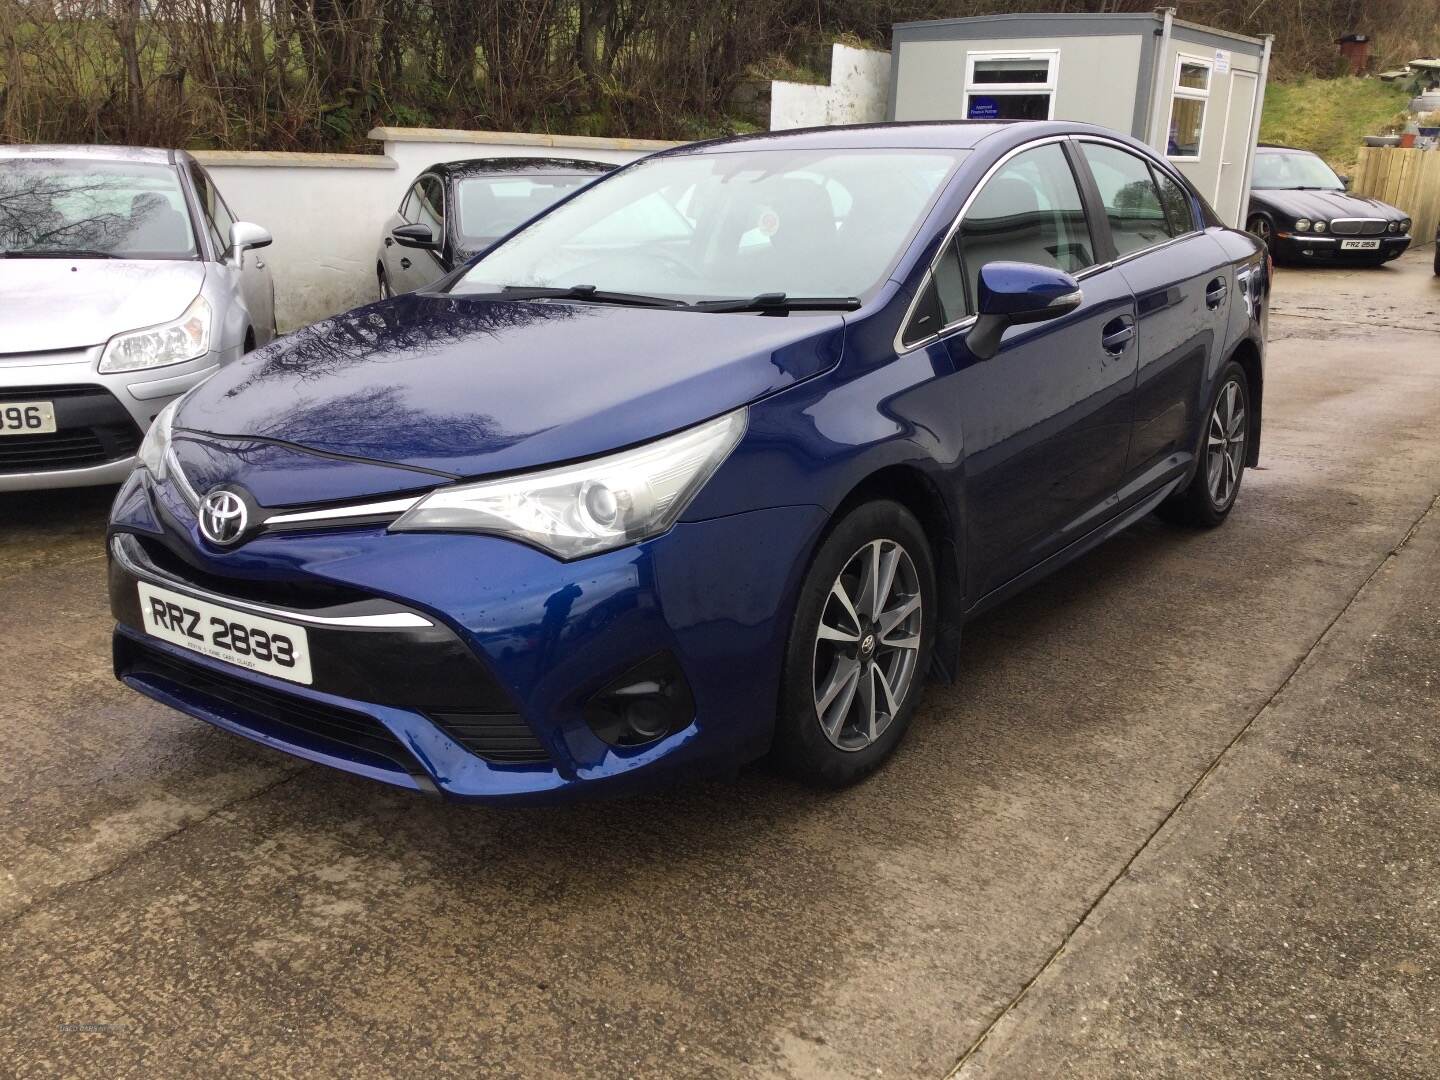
0, 145, 276, 491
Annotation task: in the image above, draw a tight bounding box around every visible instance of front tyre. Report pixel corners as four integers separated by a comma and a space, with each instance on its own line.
1247, 214, 1274, 254
774, 500, 936, 787
1159, 361, 1251, 528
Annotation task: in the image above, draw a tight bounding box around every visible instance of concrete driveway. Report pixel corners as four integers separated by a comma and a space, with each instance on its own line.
3, 248, 1439, 1078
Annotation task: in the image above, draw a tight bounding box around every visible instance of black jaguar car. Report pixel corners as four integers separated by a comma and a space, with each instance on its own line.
1246, 145, 1410, 266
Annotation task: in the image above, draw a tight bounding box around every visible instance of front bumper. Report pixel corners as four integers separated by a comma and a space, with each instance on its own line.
0, 346, 218, 492
1272, 233, 1411, 263
107, 468, 828, 802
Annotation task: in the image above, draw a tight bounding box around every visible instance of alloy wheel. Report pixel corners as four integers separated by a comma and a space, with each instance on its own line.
1248, 216, 1272, 246
812, 539, 924, 751
1207, 379, 1247, 509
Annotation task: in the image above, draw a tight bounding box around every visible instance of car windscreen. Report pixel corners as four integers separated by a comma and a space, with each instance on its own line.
0, 158, 197, 259
456, 174, 596, 245
1252, 152, 1343, 191
450, 148, 965, 303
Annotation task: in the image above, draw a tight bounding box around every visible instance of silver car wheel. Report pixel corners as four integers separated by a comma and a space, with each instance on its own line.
812, 539, 923, 752
1207, 379, 1247, 509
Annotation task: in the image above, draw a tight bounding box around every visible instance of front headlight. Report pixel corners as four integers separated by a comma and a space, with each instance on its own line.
1312, 221, 1327, 234
1399, 219, 1411, 234
99, 294, 212, 373
137, 398, 180, 476
390, 409, 748, 559
1294, 218, 1311, 232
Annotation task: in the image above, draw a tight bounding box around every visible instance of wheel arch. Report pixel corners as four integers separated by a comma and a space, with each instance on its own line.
1229, 337, 1263, 467
831, 464, 965, 683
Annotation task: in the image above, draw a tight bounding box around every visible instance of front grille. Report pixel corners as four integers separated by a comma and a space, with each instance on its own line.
0, 384, 142, 474
133, 533, 376, 612
430, 710, 550, 764
1329, 218, 1387, 236
120, 638, 420, 773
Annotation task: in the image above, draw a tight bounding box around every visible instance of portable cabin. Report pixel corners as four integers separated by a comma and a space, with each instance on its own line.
888, 9, 1272, 226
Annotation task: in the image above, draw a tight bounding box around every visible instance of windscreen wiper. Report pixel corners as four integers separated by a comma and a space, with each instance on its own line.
496, 284, 687, 308
0, 248, 118, 258
691, 292, 861, 313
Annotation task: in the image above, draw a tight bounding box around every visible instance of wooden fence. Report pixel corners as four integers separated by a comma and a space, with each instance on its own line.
1351, 147, 1440, 245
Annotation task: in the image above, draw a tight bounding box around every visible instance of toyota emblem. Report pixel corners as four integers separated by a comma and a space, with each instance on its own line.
199, 489, 248, 546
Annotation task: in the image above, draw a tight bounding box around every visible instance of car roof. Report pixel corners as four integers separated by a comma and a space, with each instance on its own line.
429, 157, 616, 180
656, 120, 1164, 159
665, 121, 1019, 156
0, 144, 177, 165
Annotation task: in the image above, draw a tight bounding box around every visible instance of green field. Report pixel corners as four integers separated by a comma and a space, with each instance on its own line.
1259, 77, 1412, 175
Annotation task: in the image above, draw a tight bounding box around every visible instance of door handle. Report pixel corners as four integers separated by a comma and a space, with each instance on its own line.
1206, 280, 1228, 308
400, 257, 412, 270
1101, 318, 1135, 354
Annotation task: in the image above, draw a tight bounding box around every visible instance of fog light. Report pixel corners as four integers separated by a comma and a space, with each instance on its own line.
584, 652, 695, 747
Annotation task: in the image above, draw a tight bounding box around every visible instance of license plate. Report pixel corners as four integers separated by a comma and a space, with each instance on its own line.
1341, 239, 1380, 250
0, 401, 57, 435
137, 581, 313, 685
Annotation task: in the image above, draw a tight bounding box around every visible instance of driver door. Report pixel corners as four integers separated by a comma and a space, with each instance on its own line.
914, 140, 1140, 598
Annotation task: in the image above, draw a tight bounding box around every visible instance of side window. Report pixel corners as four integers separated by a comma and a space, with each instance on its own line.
1151, 167, 1195, 236
206, 173, 237, 247
902, 239, 968, 346
416, 176, 445, 237
187, 162, 227, 255
955, 142, 1094, 307
1080, 143, 1172, 257
399, 185, 420, 223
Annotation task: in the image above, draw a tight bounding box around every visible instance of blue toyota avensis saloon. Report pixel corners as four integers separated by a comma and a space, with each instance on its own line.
108, 121, 1268, 802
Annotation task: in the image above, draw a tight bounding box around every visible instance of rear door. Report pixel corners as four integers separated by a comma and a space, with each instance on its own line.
904, 139, 1140, 598
1073, 140, 1232, 500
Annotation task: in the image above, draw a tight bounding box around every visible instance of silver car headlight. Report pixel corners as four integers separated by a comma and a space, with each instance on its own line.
137, 398, 180, 476
1294, 218, 1311, 232
390, 409, 748, 559
1311, 220, 1327, 234
1399, 219, 1411, 234
99, 294, 212, 373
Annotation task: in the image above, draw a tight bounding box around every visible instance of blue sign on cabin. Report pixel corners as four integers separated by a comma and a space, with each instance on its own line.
967, 96, 1000, 119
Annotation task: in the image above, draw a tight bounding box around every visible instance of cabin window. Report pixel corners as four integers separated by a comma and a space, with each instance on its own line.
1167, 57, 1212, 160
963, 51, 1058, 122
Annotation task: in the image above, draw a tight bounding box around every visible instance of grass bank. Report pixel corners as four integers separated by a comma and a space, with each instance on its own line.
1259, 77, 1411, 174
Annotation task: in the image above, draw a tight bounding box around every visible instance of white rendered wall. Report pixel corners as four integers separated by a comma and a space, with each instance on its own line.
770, 44, 892, 130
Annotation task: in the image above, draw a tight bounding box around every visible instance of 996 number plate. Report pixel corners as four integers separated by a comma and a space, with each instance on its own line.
137, 581, 313, 684
0, 401, 57, 435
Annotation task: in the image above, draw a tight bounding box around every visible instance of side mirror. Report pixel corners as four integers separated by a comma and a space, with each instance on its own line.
228, 221, 272, 258
965, 261, 1082, 361
1338, 174, 1352, 189
392, 222, 440, 249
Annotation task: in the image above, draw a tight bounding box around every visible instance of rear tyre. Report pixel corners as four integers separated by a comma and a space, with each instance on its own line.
378, 267, 393, 300
773, 500, 936, 787
1433, 243, 1439, 277
1158, 360, 1251, 528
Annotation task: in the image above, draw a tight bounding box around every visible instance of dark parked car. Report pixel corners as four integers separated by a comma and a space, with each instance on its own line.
1246, 145, 1410, 265
110, 121, 1268, 803
377, 157, 613, 296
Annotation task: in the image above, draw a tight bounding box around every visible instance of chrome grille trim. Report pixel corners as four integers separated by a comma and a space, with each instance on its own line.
1328, 218, 1386, 237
